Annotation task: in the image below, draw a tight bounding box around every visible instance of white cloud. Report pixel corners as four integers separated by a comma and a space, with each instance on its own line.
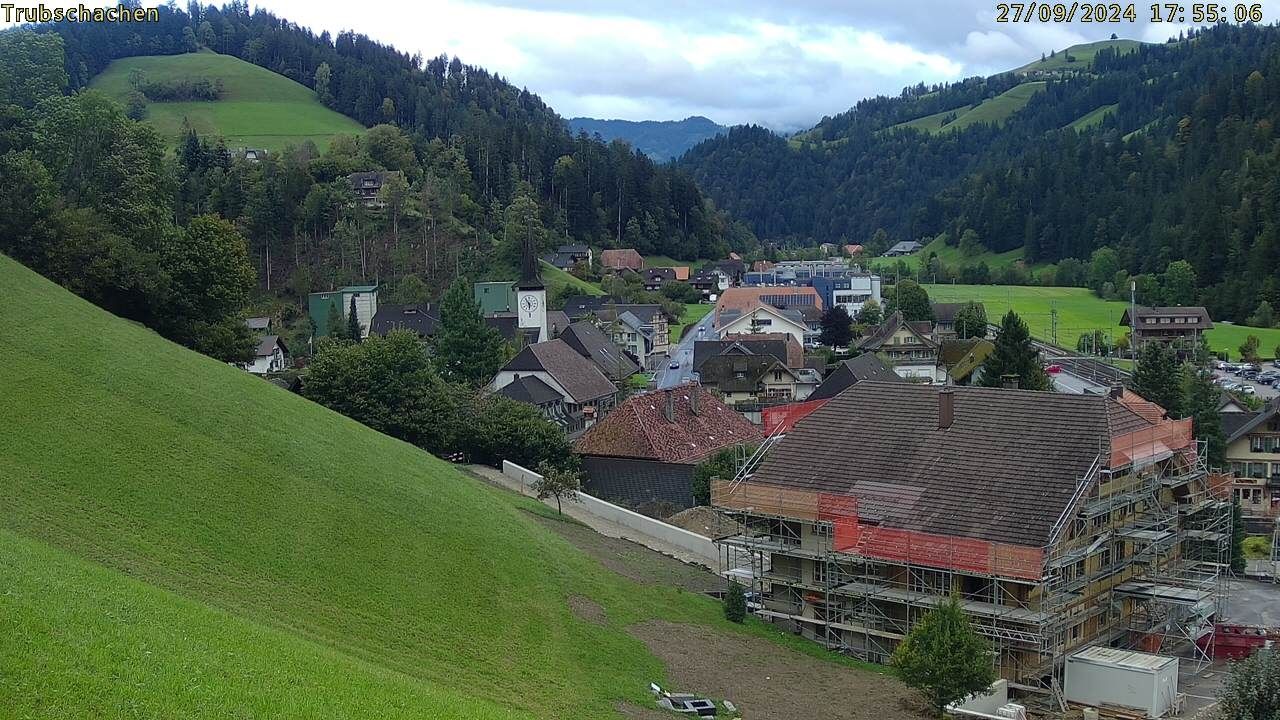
13, 0, 1275, 129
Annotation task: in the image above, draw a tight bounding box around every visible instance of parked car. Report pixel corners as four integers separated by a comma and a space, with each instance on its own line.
1046, 364, 1063, 374
1240, 385, 1258, 396
668, 360, 680, 370
1257, 371, 1280, 385
1222, 381, 1242, 391
1242, 370, 1260, 380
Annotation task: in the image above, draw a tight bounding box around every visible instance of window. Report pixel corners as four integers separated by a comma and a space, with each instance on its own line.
1232, 461, 1248, 477
1068, 622, 1083, 643
1099, 546, 1113, 569
1250, 462, 1268, 479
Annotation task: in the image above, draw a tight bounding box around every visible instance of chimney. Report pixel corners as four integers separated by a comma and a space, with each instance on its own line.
938, 387, 954, 430
1001, 374, 1019, 390
1109, 383, 1124, 400
663, 389, 676, 423
690, 387, 701, 415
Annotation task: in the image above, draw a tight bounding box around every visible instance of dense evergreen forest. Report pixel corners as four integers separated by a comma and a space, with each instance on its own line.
0, 3, 757, 360
681, 24, 1280, 321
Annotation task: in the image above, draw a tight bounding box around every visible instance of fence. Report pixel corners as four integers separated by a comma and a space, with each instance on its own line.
501, 460, 719, 566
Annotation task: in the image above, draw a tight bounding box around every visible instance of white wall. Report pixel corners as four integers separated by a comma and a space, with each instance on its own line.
718, 309, 806, 345
502, 460, 718, 565
344, 291, 378, 339
946, 680, 1010, 719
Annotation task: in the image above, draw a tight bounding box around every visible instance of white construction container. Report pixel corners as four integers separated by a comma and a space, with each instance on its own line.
1064, 647, 1179, 718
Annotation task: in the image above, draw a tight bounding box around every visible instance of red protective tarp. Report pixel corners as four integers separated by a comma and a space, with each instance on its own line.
762, 399, 829, 435
817, 491, 1043, 581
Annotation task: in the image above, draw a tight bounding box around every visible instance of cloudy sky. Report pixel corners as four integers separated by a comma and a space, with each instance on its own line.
258, 0, 1219, 130
10, 1, 1260, 130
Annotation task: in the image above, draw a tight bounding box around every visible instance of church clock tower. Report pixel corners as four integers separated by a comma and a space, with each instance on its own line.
516, 276, 547, 342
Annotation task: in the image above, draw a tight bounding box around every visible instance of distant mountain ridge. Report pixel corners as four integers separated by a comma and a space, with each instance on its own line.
568, 115, 727, 161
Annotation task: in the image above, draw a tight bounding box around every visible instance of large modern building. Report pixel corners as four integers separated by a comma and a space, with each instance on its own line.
713, 383, 1228, 699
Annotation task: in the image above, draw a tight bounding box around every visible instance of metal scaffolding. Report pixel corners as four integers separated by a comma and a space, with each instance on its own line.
712, 423, 1231, 710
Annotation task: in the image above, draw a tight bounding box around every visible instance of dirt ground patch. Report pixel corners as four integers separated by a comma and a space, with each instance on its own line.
665, 506, 739, 538
532, 513, 723, 594
628, 620, 924, 720
568, 594, 607, 626
615, 702, 672, 720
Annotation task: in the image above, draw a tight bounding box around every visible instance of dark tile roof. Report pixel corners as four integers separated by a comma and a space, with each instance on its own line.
749, 383, 1120, 548
1225, 397, 1280, 442
561, 296, 664, 325
546, 310, 572, 337
1120, 305, 1213, 331
371, 303, 438, 337
245, 316, 271, 331
484, 314, 519, 342
496, 375, 562, 406
560, 321, 640, 380
698, 355, 794, 393
643, 267, 677, 284
575, 384, 763, 463
581, 456, 697, 510
502, 339, 617, 404
807, 354, 903, 401
254, 335, 285, 357
1222, 410, 1260, 439
542, 252, 576, 270
693, 338, 790, 373
931, 302, 980, 326
857, 311, 936, 351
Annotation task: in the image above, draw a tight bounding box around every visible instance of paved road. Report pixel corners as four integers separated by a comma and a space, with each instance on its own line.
657, 310, 717, 389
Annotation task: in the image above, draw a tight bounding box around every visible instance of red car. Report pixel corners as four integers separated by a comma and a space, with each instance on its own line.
1045, 364, 1062, 374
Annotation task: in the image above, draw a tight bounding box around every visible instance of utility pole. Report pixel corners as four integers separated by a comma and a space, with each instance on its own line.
1050, 302, 1058, 347
1130, 280, 1138, 360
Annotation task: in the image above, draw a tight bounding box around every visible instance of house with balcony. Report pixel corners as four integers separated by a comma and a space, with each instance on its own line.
854, 311, 941, 382
1224, 398, 1280, 530
1120, 306, 1213, 354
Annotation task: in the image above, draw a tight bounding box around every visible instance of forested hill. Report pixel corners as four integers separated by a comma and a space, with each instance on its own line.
42, 3, 755, 262
680, 24, 1280, 322
567, 116, 727, 161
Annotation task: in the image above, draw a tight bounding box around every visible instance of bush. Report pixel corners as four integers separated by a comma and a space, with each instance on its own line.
140, 76, 224, 102
1217, 649, 1280, 720
723, 580, 747, 623
891, 598, 995, 715
1243, 535, 1272, 560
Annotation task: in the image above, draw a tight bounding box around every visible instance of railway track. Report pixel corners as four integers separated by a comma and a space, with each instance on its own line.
985, 323, 1131, 386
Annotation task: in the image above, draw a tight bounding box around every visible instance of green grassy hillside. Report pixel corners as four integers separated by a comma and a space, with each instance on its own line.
1068, 103, 1119, 131
869, 235, 1033, 274
0, 254, 869, 717
1017, 39, 1143, 73
888, 82, 1045, 135
924, 283, 1280, 358
90, 50, 364, 152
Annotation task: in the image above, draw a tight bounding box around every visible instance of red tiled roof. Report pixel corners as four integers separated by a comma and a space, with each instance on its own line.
673, 266, 690, 281
716, 286, 823, 317
575, 384, 763, 464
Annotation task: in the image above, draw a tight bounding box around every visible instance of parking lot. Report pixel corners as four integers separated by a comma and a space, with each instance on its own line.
1213, 361, 1280, 401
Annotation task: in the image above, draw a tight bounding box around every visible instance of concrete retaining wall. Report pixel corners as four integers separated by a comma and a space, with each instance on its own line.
502, 460, 719, 565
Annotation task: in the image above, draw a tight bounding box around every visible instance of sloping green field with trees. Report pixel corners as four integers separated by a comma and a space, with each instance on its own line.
0, 254, 863, 718
924, 284, 1280, 358
90, 50, 364, 151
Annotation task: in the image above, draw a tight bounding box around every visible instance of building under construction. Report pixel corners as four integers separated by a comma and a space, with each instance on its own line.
713, 383, 1230, 704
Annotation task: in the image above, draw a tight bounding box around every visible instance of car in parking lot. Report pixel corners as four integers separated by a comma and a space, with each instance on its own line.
1257, 371, 1280, 385
668, 360, 680, 370
1239, 385, 1258, 395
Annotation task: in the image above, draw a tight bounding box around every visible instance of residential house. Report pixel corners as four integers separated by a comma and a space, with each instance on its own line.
717, 286, 823, 316
716, 303, 810, 346
643, 267, 677, 291
543, 243, 592, 270
937, 338, 996, 385
751, 260, 777, 273
699, 355, 818, 407
671, 266, 690, 281
546, 310, 572, 338
1224, 398, 1280, 530
1120, 306, 1213, 353
489, 339, 619, 435
601, 248, 644, 272
560, 320, 641, 382
308, 285, 379, 338
807, 353, 903, 401
575, 384, 763, 512
240, 148, 265, 163
245, 316, 271, 333
691, 268, 731, 300
710, 259, 745, 284
370, 303, 438, 338
347, 170, 404, 208
562, 296, 671, 358
714, 383, 1227, 686
693, 334, 802, 374
882, 240, 924, 257
244, 335, 288, 375
855, 311, 940, 382
932, 302, 986, 339
495, 376, 573, 430
844, 244, 864, 257
819, 242, 837, 256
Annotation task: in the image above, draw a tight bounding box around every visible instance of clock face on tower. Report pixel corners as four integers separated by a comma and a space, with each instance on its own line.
520, 295, 540, 312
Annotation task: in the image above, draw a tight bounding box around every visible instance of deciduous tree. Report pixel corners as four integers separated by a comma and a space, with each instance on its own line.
891, 598, 995, 715
886, 280, 932, 322
953, 301, 987, 339
819, 305, 854, 348
532, 462, 582, 516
